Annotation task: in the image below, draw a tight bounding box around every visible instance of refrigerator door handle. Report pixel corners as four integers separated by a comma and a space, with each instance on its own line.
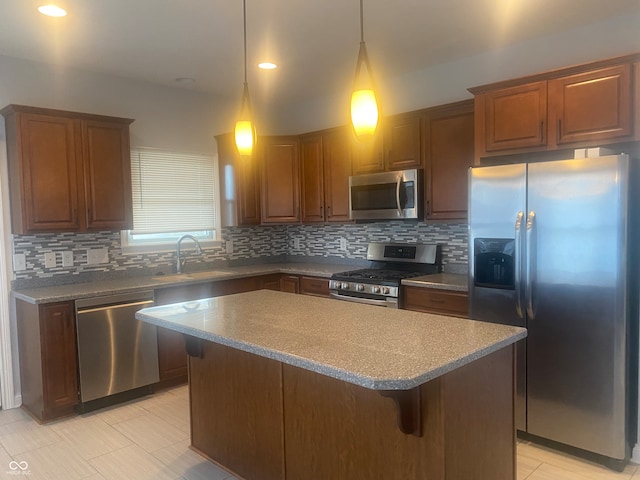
514, 211, 525, 318
525, 210, 536, 319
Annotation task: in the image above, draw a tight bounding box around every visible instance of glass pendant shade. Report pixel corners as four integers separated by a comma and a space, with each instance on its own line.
351, 88, 379, 139
234, 119, 254, 156
234, 84, 256, 156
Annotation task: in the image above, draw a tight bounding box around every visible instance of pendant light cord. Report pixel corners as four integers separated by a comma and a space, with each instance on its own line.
243, 0, 248, 85
359, 0, 364, 43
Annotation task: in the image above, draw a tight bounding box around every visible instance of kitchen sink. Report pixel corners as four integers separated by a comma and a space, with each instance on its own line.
152, 271, 233, 283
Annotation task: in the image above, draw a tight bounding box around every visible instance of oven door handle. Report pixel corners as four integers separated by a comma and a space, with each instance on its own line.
330, 292, 396, 308
396, 174, 403, 217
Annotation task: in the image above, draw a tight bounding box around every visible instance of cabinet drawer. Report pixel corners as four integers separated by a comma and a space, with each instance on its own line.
299, 276, 330, 297
403, 287, 468, 317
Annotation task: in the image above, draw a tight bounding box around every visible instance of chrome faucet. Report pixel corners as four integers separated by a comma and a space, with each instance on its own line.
176, 235, 203, 274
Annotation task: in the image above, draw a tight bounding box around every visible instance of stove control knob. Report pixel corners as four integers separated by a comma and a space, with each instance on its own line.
341, 282, 349, 290
356, 284, 364, 292
382, 287, 390, 295
372, 286, 381, 294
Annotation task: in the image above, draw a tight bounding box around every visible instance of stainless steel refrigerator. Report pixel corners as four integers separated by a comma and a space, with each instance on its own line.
468, 154, 637, 467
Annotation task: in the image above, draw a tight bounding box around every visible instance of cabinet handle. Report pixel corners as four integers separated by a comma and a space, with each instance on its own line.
557, 119, 562, 139
539, 121, 544, 141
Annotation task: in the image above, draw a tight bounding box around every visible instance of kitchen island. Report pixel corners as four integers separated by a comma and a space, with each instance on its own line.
137, 290, 526, 480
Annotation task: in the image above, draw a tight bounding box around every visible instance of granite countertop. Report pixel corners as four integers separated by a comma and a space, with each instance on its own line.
11, 263, 350, 304
402, 273, 468, 292
12, 262, 469, 304
137, 290, 526, 390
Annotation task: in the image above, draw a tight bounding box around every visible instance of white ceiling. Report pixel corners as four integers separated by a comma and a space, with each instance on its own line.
1, 0, 639, 108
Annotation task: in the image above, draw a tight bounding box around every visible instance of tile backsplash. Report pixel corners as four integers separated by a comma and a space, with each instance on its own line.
12, 221, 468, 287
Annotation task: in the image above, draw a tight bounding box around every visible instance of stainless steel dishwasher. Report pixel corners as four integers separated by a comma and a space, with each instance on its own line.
75, 291, 159, 405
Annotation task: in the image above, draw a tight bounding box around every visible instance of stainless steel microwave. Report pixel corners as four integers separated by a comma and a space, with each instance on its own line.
349, 169, 422, 220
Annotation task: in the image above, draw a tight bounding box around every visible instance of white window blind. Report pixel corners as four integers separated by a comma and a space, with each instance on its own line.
129, 147, 218, 234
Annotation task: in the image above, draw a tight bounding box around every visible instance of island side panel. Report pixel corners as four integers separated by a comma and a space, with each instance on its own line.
282, 364, 436, 480
188, 341, 286, 480
282, 346, 515, 480
442, 344, 516, 479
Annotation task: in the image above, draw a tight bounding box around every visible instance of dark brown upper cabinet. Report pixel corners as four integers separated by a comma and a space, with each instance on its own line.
423, 100, 474, 222
216, 133, 261, 226
260, 136, 301, 224
300, 127, 352, 223
1, 105, 133, 234
469, 53, 639, 162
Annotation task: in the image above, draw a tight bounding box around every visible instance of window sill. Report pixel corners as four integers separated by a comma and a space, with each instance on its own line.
120, 239, 223, 255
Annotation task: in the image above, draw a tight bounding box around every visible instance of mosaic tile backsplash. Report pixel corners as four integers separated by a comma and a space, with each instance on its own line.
11, 221, 468, 287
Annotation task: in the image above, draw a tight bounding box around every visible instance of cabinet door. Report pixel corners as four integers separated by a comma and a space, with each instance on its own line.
323, 128, 352, 223
300, 135, 325, 223
549, 64, 632, 145
481, 81, 547, 152
384, 113, 422, 170
216, 133, 261, 226
82, 119, 133, 230
258, 274, 282, 291
424, 102, 474, 221
299, 276, 330, 297
40, 302, 79, 415
17, 113, 81, 232
351, 129, 384, 174
156, 327, 188, 385
280, 275, 300, 294
260, 136, 300, 224
237, 152, 261, 225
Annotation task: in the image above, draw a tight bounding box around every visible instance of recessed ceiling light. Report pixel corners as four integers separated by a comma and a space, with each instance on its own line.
38, 4, 67, 17
258, 62, 277, 70
175, 77, 196, 85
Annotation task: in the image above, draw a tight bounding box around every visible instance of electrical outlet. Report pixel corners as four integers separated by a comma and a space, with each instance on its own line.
62, 251, 74, 267
339, 237, 348, 251
13, 254, 26, 271
294, 238, 301, 250
87, 248, 109, 265
226, 240, 234, 254
44, 252, 56, 268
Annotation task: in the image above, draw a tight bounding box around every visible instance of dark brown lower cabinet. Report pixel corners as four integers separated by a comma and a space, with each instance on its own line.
16, 299, 79, 423
403, 286, 468, 317
189, 340, 515, 480
299, 276, 330, 297
279, 275, 300, 293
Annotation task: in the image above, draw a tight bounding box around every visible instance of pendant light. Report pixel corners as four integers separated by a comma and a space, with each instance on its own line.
234, 0, 256, 156
350, 0, 380, 141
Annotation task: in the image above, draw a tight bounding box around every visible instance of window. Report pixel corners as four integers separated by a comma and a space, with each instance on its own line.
121, 147, 220, 253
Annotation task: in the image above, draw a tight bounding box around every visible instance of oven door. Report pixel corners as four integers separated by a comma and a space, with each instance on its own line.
329, 291, 399, 308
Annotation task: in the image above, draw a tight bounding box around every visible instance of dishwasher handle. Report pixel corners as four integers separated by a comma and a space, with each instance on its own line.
77, 299, 153, 315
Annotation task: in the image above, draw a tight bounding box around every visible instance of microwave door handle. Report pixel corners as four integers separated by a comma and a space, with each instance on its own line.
396, 174, 403, 217
514, 211, 524, 319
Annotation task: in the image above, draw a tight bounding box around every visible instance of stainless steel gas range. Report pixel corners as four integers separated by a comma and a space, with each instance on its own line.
329, 243, 440, 308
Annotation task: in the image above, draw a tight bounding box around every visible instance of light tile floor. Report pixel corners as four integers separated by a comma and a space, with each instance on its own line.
0, 385, 637, 480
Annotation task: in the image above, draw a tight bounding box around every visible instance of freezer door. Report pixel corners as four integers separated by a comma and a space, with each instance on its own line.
526, 155, 629, 460
468, 163, 527, 431
468, 163, 526, 325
